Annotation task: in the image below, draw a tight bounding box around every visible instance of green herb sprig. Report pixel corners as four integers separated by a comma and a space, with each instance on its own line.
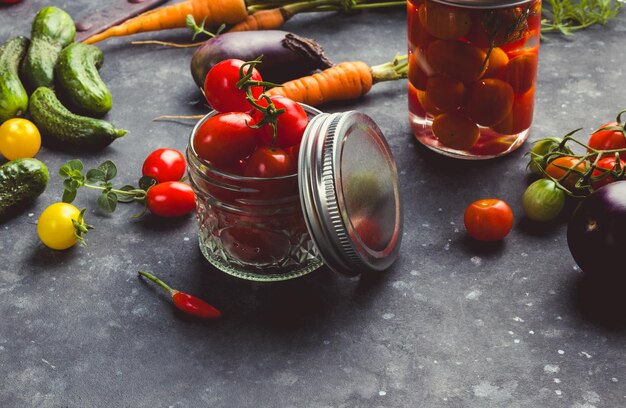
542, 0, 622, 36
60, 159, 156, 214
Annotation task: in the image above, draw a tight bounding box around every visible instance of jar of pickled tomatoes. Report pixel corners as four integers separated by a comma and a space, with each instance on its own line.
408, 0, 541, 159
187, 107, 403, 281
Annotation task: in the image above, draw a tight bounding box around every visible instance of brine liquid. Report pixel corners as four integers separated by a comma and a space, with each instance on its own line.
408, 0, 541, 159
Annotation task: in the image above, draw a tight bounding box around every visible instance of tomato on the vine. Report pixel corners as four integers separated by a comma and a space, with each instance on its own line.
591, 156, 625, 189
244, 146, 293, 177
0, 118, 41, 160
587, 122, 626, 160
146, 181, 196, 217
193, 112, 258, 167
203, 59, 263, 113
142, 148, 186, 183
464, 198, 514, 241
545, 156, 586, 190
253, 95, 308, 148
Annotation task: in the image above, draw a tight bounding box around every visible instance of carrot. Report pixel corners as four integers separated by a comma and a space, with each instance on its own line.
226, 8, 288, 33
84, 0, 248, 44
266, 55, 408, 107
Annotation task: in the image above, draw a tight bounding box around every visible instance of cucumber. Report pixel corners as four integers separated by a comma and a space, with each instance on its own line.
29, 87, 127, 148
0, 158, 49, 217
21, 6, 76, 91
0, 36, 30, 123
55, 43, 112, 116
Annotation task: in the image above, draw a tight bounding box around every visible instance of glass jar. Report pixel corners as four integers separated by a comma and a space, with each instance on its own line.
408, 0, 542, 159
187, 106, 324, 282
187, 108, 403, 282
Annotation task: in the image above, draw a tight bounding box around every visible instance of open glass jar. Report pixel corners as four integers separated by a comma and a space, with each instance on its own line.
187, 107, 403, 281
408, 0, 542, 159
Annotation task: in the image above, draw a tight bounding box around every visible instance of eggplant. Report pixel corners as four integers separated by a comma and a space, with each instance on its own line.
567, 180, 626, 283
190, 31, 333, 88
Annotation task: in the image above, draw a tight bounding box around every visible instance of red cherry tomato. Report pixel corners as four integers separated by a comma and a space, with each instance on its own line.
203, 59, 263, 113
142, 148, 186, 183
464, 198, 514, 241
193, 112, 259, 167
587, 122, 626, 160
146, 181, 196, 217
253, 95, 308, 148
0, 0, 23, 3
244, 146, 293, 177
591, 157, 626, 189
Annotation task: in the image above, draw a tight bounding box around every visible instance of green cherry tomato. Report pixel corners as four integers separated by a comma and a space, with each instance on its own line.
37, 203, 82, 250
0, 118, 41, 160
528, 137, 564, 175
522, 179, 566, 222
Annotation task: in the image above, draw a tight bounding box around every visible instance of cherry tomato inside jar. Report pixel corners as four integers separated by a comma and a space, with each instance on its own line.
146, 182, 196, 217
193, 112, 259, 167
253, 95, 308, 149
203, 59, 263, 113
464, 199, 514, 241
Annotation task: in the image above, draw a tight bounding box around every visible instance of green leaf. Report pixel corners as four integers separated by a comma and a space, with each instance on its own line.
63, 179, 79, 192
97, 191, 118, 213
116, 185, 137, 203
59, 165, 71, 178
62, 188, 77, 203
138, 175, 157, 191
98, 160, 117, 181
67, 159, 84, 171
86, 168, 106, 183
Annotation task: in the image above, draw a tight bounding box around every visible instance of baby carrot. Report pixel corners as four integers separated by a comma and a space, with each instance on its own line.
84, 0, 248, 44
266, 55, 408, 107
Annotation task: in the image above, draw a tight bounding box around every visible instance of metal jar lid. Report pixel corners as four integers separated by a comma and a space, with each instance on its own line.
430, 0, 532, 8
298, 111, 403, 276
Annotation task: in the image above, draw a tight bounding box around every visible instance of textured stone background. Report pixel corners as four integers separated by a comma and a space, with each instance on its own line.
1, 1, 625, 407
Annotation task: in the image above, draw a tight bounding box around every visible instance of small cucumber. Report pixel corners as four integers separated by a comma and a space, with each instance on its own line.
0, 36, 30, 123
0, 158, 49, 217
29, 87, 127, 148
21, 6, 76, 91
55, 43, 112, 116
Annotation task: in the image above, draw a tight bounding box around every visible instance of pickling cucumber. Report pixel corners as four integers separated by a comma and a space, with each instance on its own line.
0, 36, 30, 123
29, 87, 127, 148
55, 43, 112, 116
0, 158, 49, 216
21, 6, 76, 91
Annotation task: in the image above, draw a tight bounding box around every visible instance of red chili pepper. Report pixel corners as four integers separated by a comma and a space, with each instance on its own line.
138, 271, 221, 319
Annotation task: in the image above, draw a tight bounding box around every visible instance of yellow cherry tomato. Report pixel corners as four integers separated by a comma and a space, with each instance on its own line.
0, 118, 41, 160
37, 203, 83, 250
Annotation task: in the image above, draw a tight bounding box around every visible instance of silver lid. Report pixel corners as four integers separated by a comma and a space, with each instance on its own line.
298, 111, 403, 276
431, 0, 531, 8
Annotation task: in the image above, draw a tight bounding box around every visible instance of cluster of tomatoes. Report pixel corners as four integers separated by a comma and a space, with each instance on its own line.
408, 0, 541, 154
141, 148, 195, 217
37, 148, 195, 250
523, 118, 626, 222
194, 59, 308, 177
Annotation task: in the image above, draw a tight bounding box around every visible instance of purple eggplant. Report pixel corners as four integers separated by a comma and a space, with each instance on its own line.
567, 180, 626, 283
190, 30, 333, 88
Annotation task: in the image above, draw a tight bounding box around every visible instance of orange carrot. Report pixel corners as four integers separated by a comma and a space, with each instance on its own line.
266, 56, 408, 107
84, 0, 248, 44
226, 8, 288, 33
